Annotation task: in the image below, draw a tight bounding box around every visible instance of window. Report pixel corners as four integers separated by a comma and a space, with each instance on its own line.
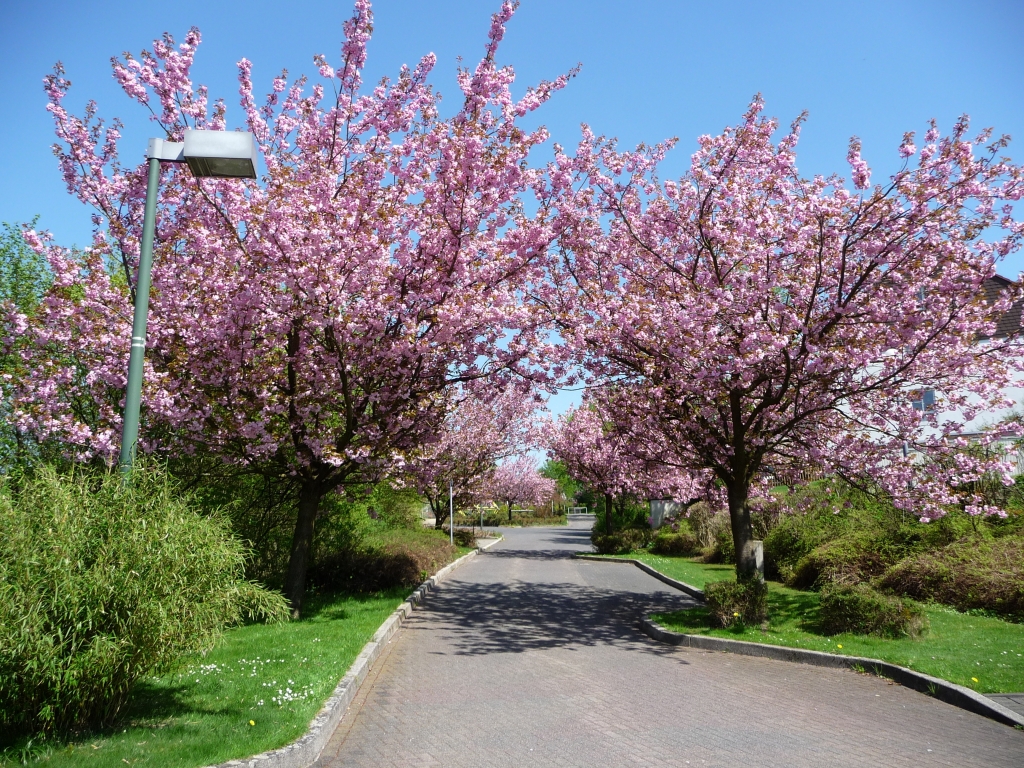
910, 388, 936, 412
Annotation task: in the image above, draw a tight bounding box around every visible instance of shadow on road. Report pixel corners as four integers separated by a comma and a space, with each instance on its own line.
420, 577, 694, 659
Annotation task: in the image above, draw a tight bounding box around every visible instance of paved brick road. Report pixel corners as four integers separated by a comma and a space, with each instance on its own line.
315, 523, 1023, 767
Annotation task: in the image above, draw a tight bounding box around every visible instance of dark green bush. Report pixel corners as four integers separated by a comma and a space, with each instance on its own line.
0, 464, 288, 737
703, 578, 768, 628
650, 531, 701, 556
787, 532, 888, 590
819, 583, 928, 638
309, 527, 460, 593
876, 537, 1024, 622
762, 497, 852, 581
591, 528, 650, 555
702, 525, 735, 564
451, 528, 476, 548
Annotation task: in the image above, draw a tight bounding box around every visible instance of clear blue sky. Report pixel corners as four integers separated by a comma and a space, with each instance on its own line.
3, 0, 1023, 415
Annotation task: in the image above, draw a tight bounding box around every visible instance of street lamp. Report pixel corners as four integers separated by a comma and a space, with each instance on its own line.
118, 130, 258, 473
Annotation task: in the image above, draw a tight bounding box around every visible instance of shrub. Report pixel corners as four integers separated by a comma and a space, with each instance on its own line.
650, 531, 701, 556
170, 454, 302, 587
451, 527, 476, 548
367, 482, 425, 530
876, 537, 1024, 621
787, 532, 888, 590
591, 528, 650, 555
762, 498, 851, 581
309, 527, 460, 593
819, 583, 928, 638
702, 525, 735, 564
0, 464, 288, 737
703, 578, 768, 628
686, 502, 726, 549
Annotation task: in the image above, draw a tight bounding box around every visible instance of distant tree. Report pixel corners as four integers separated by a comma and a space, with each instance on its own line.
545, 401, 708, 533
405, 384, 540, 529
0, 219, 52, 469
486, 455, 556, 522
539, 458, 579, 511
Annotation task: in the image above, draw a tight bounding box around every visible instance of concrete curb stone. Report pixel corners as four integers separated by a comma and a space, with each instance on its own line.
575, 552, 1024, 730
206, 535, 502, 768
573, 553, 705, 601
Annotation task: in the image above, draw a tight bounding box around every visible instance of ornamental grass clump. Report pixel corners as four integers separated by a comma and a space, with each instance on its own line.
819, 583, 928, 638
0, 463, 288, 737
704, 578, 768, 628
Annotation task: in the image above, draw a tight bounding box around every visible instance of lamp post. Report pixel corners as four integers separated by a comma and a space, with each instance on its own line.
118, 130, 258, 474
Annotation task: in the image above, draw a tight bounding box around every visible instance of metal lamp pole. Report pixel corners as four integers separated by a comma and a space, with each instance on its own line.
118, 157, 161, 473
118, 130, 259, 476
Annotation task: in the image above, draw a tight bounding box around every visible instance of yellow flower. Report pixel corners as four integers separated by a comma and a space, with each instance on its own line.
971, 677, 978, 683
249, 720, 256, 726
733, 612, 740, 617
837, 644, 843, 649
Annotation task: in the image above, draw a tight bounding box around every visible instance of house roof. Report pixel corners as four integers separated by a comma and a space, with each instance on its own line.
981, 274, 1023, 339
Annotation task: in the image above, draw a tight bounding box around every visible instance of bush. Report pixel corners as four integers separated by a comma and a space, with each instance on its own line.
702, 525, 735, 564
451, 527, 476, 548
876, 537, 1024, 622
170, 455, 302, 587
787, 532, 888, 590
704, 578, 768, 628
591, 528, 650, 555
762, 499, 850, 581
686, 502, 726, 549
309, 527, 460, 593
819, 583, 928, 638
650, 531, 701, 556
0, 464, 288, 737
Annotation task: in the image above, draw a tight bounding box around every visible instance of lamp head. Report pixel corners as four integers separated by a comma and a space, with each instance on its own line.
183, 130, 258, 179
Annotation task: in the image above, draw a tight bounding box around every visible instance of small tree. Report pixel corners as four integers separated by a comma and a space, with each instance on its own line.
539, 458, 579, 513
545, 401, 707, 533
405, 384, 540, 529
486, 455, 556, 522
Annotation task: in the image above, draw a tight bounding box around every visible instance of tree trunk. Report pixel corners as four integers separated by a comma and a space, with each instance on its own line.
727, 479, 760, 581
507, 500, 513, 523
604, 492, 613, 534
430, 495, 447, 530
284, 479, 324, 618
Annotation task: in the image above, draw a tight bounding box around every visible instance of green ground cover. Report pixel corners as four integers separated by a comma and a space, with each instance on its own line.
2, 590, 405, 768
601, 552, 1024, 694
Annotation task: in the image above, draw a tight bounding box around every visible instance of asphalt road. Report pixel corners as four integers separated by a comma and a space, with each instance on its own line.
314, 522, 1023, 767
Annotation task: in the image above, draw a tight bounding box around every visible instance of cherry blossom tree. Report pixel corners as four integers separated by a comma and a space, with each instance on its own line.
548, 98, 1024, 580
544, 400, 711, 533
486, 454, 556, 522
404, 384, 541, 529
7, 0, 573, 614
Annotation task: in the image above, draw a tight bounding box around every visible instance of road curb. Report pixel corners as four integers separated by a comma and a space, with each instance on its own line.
640, 618, 1024, 729
573, 553, 705, 601
574, 553, 1024, 730
208, 538, 498, 768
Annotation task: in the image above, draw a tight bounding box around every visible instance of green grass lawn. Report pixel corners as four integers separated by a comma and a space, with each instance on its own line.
602, 552, 1024, 695
3, 590, 407, 768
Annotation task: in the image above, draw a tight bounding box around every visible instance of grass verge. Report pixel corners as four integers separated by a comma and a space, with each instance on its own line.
1, 590, 406, 768
599, 552, 1024, 695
